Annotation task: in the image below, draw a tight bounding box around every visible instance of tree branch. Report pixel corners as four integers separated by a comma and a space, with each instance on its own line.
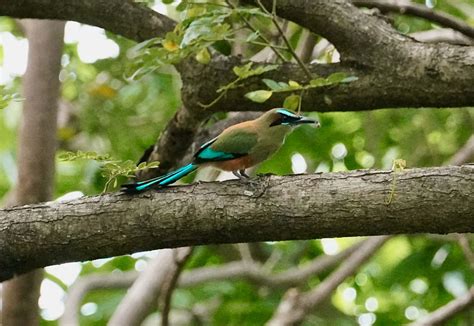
159, 247, 193, 326
2, 0, 474, 113
449, 135, 474, 166
410, 28, 474, 45
267, 236, 390, 325
410, 287, 474, 326
61, 271, 138, 326
62, 239, 366, 325
177, 53, 474, 113
136, 106, 207, 178
108, 248, 189, 326
457, 234, 474, 273
0, 0, 175, 41
352, 0, 474, 39
241, 0, 407, 62
0, 165, 472, 282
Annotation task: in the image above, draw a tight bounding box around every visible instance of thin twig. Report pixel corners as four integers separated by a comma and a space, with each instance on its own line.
267, 236, 390, 325
410, 287, 474, 326
160, 247, 194, 326
457, 234, 474, 273
449, 134, 474, 165
256, 0, 313, 80
236, 243, 254, 264
352, 0, 474, 39
225, 0, 286, 61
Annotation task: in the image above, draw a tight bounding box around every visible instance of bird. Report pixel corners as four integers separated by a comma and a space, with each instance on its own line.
122, 108, 319, 193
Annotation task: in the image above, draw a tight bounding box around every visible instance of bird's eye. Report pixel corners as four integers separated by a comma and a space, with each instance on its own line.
270, 116, 284, 127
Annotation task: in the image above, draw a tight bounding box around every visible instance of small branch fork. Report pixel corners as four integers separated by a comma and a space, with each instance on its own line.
352, 0, 474, 39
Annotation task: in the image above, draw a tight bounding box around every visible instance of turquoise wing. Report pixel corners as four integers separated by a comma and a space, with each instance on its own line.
194, 130, 257, 163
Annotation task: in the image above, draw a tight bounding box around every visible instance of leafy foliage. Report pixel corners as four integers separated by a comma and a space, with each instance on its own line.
59, 151, 159, 191
126, 4, 273, 80
201, 62, 278, 107
245, 72, 357, 111
0, 85, 22, 110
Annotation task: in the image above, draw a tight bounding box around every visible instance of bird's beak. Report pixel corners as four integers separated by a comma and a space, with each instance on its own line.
294, 117, 320, 127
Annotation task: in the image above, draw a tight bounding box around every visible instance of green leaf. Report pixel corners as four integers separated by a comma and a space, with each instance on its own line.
245, 90, 273, 103
233, 62, 253, 78
147, 162, 160, 169
246, 31, 260, 42
283, 94, 301, 111
176, 0, 188, 11
262, 79, 283, 91
195, 47, 211, 64
326, 72, 347, 84
310, 78, 331, 87
233, 63, 277, 79
288, 80, 301, 89
212, 40, 231, 55
341, 76, 358, 83
249, 64, 278, 77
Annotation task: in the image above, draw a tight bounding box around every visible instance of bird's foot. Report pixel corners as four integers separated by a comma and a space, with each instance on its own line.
233, 170, 258, 186
239, 169, 250, 179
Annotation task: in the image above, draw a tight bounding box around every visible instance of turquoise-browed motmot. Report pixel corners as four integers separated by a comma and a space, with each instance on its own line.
122, 108, 318, 193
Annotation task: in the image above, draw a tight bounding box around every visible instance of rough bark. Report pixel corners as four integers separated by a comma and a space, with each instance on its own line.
0, 165, 472, 282
136, 106, 207, 179
1, 0, 474, 113
177, 51, 474, 113
0, 0, 175, 41
2, 19, 64, 326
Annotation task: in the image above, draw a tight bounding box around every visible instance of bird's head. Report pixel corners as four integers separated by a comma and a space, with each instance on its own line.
261, 108, 320, 128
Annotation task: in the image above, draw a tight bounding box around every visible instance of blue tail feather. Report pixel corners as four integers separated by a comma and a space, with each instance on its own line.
121, 163, 197, 193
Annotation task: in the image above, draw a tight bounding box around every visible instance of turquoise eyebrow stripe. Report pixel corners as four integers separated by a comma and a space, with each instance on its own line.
276, 108, 299, 118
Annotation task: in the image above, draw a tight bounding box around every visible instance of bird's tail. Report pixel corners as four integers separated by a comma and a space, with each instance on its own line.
121, 163, 198, 193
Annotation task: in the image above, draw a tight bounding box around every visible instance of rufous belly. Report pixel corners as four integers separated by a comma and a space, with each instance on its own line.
210, 155, 255, 171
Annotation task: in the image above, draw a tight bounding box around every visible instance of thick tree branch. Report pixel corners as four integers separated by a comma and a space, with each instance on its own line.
2, 0, 473, 113
0, 165, 472, 282
242, 0, 407, 62
137, 106, 207, 178
178, 53, 474, 113
352, 0, 474, 39
0, 0, 175, 41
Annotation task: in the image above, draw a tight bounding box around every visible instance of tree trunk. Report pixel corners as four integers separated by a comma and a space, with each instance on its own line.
1, 19, 64, 326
